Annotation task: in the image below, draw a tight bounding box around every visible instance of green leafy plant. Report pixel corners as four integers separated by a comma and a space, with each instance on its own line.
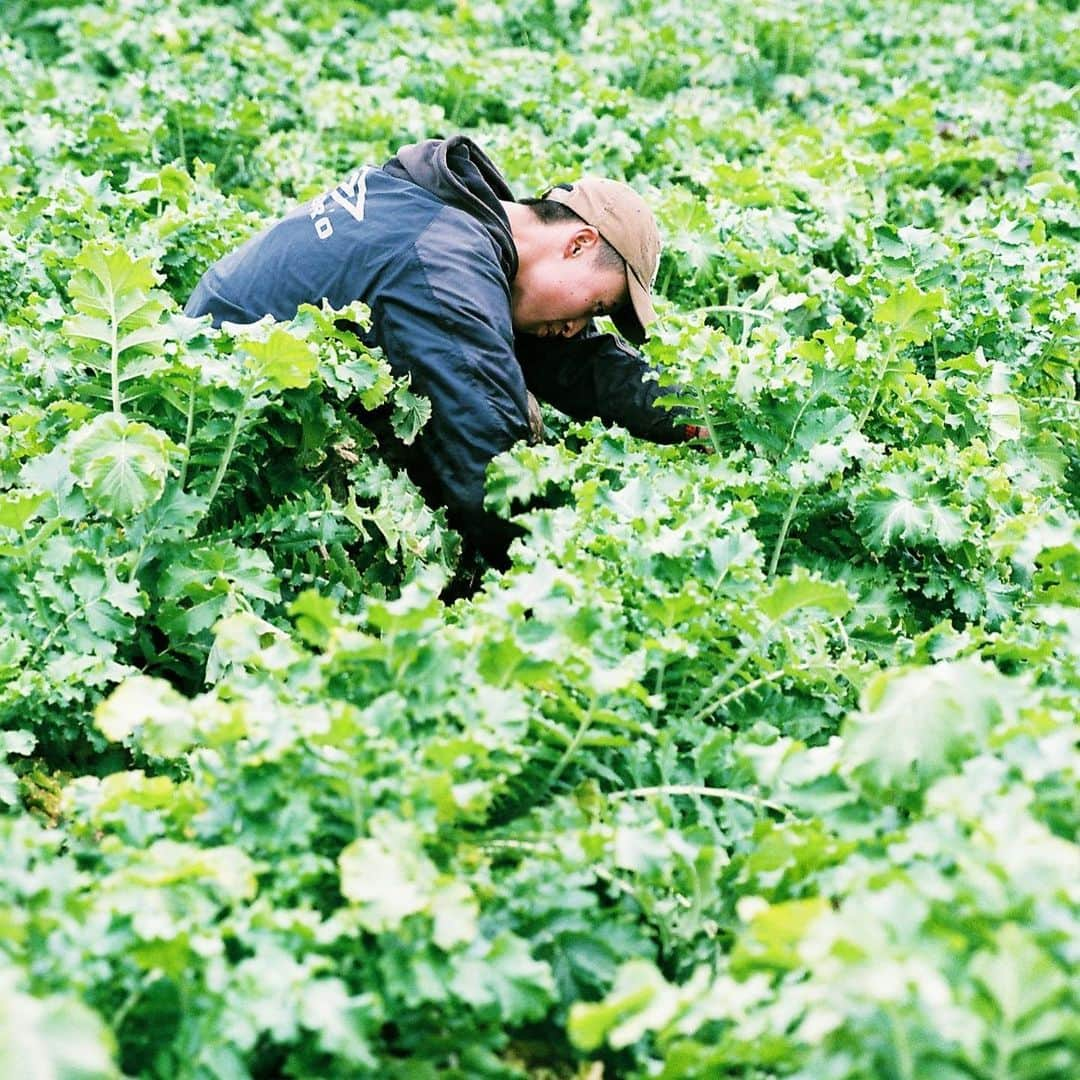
0, 1, 1077, 1078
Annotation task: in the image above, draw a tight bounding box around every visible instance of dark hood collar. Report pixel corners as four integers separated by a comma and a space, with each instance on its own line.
384, 135, 518, 279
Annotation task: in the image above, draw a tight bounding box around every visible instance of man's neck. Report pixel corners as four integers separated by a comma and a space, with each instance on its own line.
501, 201, 541, 276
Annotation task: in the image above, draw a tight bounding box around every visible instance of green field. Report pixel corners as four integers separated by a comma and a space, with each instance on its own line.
1, 1, 1078, 1077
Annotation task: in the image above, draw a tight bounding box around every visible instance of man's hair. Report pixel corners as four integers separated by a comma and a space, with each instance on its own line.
520, 195, 625, 272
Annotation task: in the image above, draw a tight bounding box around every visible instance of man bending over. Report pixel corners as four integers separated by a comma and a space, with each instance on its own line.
185, 135, 696, 560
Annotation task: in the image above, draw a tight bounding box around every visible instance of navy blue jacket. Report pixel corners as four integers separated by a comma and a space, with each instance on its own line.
185, 136, 686, 556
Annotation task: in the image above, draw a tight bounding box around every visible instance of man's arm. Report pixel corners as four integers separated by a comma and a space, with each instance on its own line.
375, 231, 531, 562
515, 324, 695, 444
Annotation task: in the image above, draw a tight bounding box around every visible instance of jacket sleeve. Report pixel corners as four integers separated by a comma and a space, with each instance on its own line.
515, 324, 693, 444
375, 225, 530, 560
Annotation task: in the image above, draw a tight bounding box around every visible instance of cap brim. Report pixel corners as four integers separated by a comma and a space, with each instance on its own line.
612, 267, 656, 345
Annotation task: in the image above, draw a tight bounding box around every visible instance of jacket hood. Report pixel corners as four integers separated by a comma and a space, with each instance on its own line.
384, 135, 518, 279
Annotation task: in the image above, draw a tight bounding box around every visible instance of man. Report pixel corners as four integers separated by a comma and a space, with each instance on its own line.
185, 135, 695, 560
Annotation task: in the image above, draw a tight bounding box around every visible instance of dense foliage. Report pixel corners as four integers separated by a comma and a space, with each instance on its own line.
1, 1, 1077, 1077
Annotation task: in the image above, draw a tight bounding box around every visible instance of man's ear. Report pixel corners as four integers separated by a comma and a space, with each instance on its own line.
565, 226, 601, 259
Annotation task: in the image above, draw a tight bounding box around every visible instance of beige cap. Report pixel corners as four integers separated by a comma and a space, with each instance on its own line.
544, 179, 661, 344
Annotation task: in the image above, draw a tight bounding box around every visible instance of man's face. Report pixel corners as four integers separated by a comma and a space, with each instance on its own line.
511, 226, 628, 340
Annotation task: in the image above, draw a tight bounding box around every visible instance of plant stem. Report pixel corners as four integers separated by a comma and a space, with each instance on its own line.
107, 284, 122, 415
112, 972, 155, 1030
482, 838, 555, 855
683, 623, 772, 726
658, 261, 674, 296
202, 388, 249, 520
650, 660, 666, 721
885, 1005, 915, 1080
592, 864, 641, 903
215, 127, 240, 184
696, 304, 772, 318
768, 485, 804, 579
739, 311, 754, 349
545, 707, 592, 791
176, 379, 198, 491
173, 105, 187, 170
857, 340, 897, 431
31, 594, 97, 663
2, 517, 65, 562
689, 668, 789, 725
615, 784, 790, 816
695, 384, 723, 454
993, 1031, 1014, 1080
779, 388, 817, 461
